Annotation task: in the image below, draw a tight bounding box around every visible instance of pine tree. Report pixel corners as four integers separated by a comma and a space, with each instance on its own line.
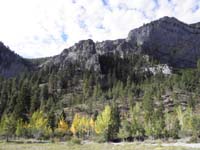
172, 118, 181, 139
191, 114, 200, 139
108, 104, 120, 140
93, 84, 101, 101
0, 83, 8, 118
152, 96, 165, 138
118, 120, 131, 141
45, 97, 55, 112
143, 89, 154, 123
165, 113, 180, 139
48, 111, 56, 133
40, 84, 49, 109
6, 91, 17, 114
130, 103, 145, 139
83, 78, 90, 99
30, 86, 40, 113
48, 74, 57, 94
14, 80, 31, 120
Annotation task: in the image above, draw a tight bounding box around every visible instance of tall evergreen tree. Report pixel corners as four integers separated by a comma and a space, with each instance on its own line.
108, 104, 120, 140
14, 80, 31, 120
30, 86, 40, 113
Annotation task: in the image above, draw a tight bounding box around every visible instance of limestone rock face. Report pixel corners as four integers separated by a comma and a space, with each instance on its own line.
127, 16, 200, 68
42, 39, 135, 72
43, 17, 200, 71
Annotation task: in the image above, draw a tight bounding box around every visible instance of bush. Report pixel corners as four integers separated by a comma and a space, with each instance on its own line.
188, 136, 200, 143
51, 137, 60, 143
118, 120, 131, 141
93, 135, 107, 143
70, 137, 81, 144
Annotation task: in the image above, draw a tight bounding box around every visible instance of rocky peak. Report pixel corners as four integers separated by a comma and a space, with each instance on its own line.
41, 16, 200, 72
43, 39, 100, 71
74, 39, 95, 53
33, 16, 200, 75
157, 16, 181, 24
126, 16, 200, 68
2, 16, 200, 78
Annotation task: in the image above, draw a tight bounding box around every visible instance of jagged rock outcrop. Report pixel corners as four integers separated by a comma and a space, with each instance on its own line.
2, 16, 200, 78
40, 38, 135, 72
127, 16, 200, 68
0, 42, 31, 77
42, 16, 200, 71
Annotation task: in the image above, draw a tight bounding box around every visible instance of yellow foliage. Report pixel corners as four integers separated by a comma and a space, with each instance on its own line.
79, 116, 90, 132
176, 106, 193, 131
29, 110, 52, 135
30, 111, 48, 129
70, 114, 92, 137
57, 118, 68, 133
95, 105, 111, 134
90, 118, 95, 129
70, 114, 81, 136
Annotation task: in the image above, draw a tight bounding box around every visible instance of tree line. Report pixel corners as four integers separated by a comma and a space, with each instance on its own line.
0, 104, 200, 142
0, 54, 200, 142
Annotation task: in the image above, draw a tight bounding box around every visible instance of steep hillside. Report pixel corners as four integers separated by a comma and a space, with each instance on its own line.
0, 42, 32, 77
0, 16, 200, 142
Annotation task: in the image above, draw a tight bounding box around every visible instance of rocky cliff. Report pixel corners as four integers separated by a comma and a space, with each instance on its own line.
41, 38, 135, 72
42, 16, 200, 71
1, 16, 200, 78
127, 16, 200, 68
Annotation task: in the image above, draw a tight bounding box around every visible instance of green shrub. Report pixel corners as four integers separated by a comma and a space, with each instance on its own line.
70, 137, 81, 145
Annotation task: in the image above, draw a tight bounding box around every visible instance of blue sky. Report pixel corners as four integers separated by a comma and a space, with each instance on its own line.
0, 0, 199, 58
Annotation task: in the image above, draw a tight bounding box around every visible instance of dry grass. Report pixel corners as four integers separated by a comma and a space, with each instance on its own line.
0, 142, 197, 150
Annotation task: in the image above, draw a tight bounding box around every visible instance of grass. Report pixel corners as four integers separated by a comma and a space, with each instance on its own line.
0, 142, 198, 150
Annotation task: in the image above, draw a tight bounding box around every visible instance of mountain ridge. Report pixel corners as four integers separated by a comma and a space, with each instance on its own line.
1, 16, 200, 77
41, 16, 200, 72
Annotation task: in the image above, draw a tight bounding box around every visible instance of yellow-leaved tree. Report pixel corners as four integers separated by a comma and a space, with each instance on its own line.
57, 117, 68, 134
15, 119, 25, 138
95, 105, 111, 141
0, 115, 16, 142
29, 110, 52, 139
70, 114, 81, 137
70, 114, 93, 138
79, 116, 90, 138
89, 118, 95, 136
176, 106, 193, 132
90, 118, 95, 130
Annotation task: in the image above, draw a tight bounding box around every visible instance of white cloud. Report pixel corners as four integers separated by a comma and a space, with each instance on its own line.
0, 0, 199, 58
